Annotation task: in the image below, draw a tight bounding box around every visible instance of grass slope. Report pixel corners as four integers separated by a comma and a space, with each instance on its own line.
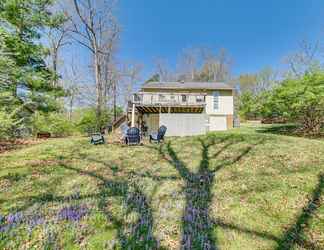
0, 125, 323, 249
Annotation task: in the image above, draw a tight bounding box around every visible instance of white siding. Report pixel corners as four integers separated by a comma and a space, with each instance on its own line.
143, 114, 159, 135
160, 113, 207, 137
209, 116, 227, 131
205, 90, 233, 115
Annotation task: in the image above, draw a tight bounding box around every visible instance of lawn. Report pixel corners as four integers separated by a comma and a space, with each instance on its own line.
0, 125, 323, 249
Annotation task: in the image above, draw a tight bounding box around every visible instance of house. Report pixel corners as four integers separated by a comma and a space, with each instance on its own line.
129, 81, 235, 137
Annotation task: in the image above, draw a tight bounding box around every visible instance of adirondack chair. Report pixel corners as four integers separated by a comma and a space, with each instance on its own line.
120, 123, 129, 144
126, 127, 141, 145
149, 125, 167, 143
90, 133, 105, 145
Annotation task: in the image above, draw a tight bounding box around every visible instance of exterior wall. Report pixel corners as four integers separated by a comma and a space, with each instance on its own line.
208, 115, 227, 131
138, 88, 234, 134
205, 90, 233, 115
160, 113, 207, 136
142, 113, 159, 135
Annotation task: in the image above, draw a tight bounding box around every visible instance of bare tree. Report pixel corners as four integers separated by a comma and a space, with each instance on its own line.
63, 57, 82, 120
215, 48, 232, 81
47, 25, 71, 87
69, 0, 120, 125
45, 3, 72, 88
284, 39, 321, 78
237, 67, 277, 95
120, 62, 143, 109
154, 58, 173, 82
238, 74, 258, 93
199, 47, 232, 82
255, 67, 278, 94
177, 47, 199, 81
106, 63, 119, 121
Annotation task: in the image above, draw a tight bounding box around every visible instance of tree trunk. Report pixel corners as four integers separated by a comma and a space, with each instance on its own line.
69, 96, 74, 121
52, 48, 58, 87
94, 52, 102, 128
113, 78, 117, 122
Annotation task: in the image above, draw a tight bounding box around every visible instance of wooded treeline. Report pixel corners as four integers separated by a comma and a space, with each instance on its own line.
237, 41, 324, 135
0, 0, 139, 139
0, 0, 323, 140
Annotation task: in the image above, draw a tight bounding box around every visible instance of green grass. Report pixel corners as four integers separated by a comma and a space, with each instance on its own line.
0, 125, 323, 249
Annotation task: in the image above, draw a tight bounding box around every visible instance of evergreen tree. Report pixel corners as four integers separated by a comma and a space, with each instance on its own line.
0, 0, 64, 137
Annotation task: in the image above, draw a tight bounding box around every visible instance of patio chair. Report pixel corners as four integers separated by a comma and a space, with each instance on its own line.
120, 123, 129, 144
90, 133, 105, 145
126, 127, 141, 145
149, 125, 167, 143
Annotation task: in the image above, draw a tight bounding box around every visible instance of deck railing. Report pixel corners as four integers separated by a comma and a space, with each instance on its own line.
133, 92, 206, 106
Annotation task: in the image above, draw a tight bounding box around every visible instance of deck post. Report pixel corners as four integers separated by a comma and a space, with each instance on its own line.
131, 103, 136, 127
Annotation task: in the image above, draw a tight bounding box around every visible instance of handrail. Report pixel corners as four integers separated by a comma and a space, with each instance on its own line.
132, 92, 206, 106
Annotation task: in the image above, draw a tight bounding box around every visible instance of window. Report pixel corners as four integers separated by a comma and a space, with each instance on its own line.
159, 94, 166, 102
213, 91, 219, 110
181, 95, 187, 102
196, 95, 205, 103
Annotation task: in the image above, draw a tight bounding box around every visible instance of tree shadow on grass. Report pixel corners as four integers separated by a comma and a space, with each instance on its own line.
275, 173, 324, 250
59, 162, 164, 249
5, 136, 323, 249
154, 135, 260, 249
256, 124, 324, 139
210, 173, 323, 250
3, 149, 163, 249
257, 124, 299, 135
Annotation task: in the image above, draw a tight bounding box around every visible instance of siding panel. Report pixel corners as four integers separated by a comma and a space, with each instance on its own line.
209, 116, 227, 131
160, 114, 207, 136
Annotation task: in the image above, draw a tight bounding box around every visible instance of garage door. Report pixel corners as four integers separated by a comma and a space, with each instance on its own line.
160, 113, 207, 137
209, 116, 227, 131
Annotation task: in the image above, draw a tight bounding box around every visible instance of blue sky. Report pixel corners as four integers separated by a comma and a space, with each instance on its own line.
116, 0, 324, 80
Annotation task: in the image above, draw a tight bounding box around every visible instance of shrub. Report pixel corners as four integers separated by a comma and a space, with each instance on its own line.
0, 109, 24, 140
0, 111, 15, 140
74, 107, 122, 135
238, 91, 265, 120
261, 72, 324, 134
75, 108, 98, 135
32, 112, 75, 137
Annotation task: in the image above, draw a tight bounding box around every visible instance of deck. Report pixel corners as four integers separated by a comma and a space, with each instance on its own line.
132, 92, 206, 113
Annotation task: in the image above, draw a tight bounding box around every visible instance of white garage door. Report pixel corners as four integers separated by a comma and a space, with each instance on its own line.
209, 116, 227, 131
160, 113, 207, 137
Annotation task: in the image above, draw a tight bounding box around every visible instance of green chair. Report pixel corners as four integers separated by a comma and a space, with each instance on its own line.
90, 133, 105, 145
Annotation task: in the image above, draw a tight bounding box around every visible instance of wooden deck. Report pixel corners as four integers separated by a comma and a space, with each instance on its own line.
135, 105, 204, 113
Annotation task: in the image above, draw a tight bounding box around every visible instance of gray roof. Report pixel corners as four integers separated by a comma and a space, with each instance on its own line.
141, 81, 234, 90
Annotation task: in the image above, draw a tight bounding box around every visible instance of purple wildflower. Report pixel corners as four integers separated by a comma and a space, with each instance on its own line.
6, 212, 23, 224
57, 205, 88, 222
0, 212, 23, 233
0, 224, 11, 233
